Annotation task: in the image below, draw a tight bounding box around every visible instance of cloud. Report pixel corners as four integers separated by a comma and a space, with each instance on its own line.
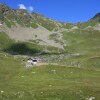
28, 6, 34, 12
18, 4, 34, 12
18, 4, 26, 9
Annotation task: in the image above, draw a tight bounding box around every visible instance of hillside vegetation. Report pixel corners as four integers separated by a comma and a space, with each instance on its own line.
0, 53, 100, 100
0, 3, 100, 100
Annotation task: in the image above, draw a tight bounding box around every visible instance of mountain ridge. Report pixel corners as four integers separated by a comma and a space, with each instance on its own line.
0, 3, 100, 55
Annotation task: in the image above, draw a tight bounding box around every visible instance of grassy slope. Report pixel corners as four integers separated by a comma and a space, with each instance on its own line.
0, 32, 63, 55
0, 32, 41, 54
0, 7, 100, 99
0, 29, 100, 99
35, 18, 57, 31
0, 53, 100, 100
0, 27, 100, 100
61, 28, 100, 71
63, 29, 100, 54
0, 32, 14, 50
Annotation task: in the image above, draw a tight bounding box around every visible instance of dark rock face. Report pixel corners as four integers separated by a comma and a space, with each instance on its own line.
90, 13, 100, 22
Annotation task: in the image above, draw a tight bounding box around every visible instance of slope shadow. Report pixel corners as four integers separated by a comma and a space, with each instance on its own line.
3, 42, 41, 55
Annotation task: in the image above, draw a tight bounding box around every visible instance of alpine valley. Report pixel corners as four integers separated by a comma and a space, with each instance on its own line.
0, 3, 100, 100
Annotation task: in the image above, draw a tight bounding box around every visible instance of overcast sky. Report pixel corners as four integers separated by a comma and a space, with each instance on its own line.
0, 0, 100, 22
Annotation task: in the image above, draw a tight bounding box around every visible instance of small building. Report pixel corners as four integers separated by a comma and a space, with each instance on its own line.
32, 59, 38, 65
27, 58, 38, 65
25, 58, 38, 68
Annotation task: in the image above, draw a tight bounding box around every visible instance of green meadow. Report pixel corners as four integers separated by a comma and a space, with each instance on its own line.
0, 28, 100, 99
0, 52, 100, 100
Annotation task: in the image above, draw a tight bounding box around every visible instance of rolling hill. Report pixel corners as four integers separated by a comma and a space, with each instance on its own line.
0, 3, 100, 100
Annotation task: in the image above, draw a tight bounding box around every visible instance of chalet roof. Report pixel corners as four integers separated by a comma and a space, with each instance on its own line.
28, 58, 38, 62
